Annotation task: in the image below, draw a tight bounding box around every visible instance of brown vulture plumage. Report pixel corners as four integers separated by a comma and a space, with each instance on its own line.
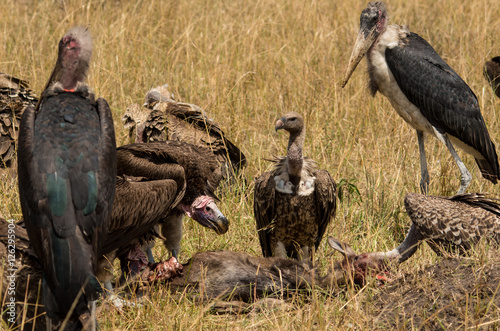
17, 26, 117, 330
253, 112, 337, 260
0, 73, 38, 167
484, 56, 500, 99
122, 84, 247, 181
356, 193, 500, 271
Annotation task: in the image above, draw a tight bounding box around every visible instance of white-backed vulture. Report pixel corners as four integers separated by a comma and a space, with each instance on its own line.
17, 26, 117, 330
253, 112, 337, 260
122, 84, 246, 181
0, 73, 37, 167
355, 193, 500, 272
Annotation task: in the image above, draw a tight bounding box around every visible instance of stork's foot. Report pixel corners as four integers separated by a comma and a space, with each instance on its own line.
147, 257, 183, 282
420, 176, 429, 195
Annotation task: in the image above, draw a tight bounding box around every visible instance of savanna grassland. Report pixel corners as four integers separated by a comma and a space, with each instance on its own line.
1, 0, 500, 329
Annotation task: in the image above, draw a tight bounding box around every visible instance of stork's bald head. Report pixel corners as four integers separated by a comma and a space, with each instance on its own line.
51, 26, 92, 91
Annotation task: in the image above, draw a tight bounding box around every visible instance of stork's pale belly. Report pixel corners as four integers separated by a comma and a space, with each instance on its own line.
368, 34, 483, 160
369, 47, 434, 133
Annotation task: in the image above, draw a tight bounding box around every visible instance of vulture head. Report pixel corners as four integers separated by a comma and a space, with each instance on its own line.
275, 111, 304, 134
45, 26, 92, 94
180, 194, 228, 235
328, 237, 391, 285
342, 1, 388, 88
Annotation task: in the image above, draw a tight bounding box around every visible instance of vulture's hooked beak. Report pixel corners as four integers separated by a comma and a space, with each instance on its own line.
275, 118, 285, 131
184, 199, 229, 235
342, 24, 379, 88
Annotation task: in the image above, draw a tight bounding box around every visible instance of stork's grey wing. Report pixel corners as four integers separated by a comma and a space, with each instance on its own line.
253, 171, 276, 257
314, 170, 337, 249
386, 33, 499, 182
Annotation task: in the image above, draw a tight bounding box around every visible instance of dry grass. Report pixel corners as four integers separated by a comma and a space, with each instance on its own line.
1, 0, 500, 329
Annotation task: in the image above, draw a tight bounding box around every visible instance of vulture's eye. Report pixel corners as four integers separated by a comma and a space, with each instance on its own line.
289, 117, 297, 121
205, 206, 211, 212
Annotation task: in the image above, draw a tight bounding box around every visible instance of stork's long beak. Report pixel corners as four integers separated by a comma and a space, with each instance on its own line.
341, 26, 379, 88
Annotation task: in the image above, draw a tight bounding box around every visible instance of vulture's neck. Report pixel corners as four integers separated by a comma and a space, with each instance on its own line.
286, 129, 305, 187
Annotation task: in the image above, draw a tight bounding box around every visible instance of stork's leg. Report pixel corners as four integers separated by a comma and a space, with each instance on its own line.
442, 134, 472, 194
417, 130, 430, 195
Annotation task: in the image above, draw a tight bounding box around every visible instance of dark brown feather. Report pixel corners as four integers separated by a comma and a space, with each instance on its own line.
122, 85, 246, 181
254, 112, 337, 260
404, 193, 500, 254
484, 56, 500, 99
0, 73, 38, 167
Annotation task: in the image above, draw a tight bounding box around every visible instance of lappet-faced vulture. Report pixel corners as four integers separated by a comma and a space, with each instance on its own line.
0, 73, 38, 167
254, 112, 337, 260
17, 26, 117, 330
103, 141, 228, 282
122, 84, 246, 182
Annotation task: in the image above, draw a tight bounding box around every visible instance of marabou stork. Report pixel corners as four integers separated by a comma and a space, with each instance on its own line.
17, 27, 116, 330
342, 2, 499, 194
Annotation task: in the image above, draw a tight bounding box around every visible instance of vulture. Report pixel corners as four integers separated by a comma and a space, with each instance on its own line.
484, 56, 500, 99
17, 26, 117, 329
355, 193, 500, 271
122, 84, 247, 181
254, 112, 337, 260
0, 218, 44, 330
97, 140, 229, 293
342, 2, 499, 194
0, 73, 38, 167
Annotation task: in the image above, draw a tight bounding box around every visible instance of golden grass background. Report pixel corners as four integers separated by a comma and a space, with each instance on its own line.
1, 0, 500, 329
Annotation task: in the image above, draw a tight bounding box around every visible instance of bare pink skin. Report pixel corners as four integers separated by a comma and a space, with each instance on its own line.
180, 196, 229, 235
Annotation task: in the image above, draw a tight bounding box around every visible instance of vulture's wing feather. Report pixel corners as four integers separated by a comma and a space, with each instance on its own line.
253, 171, 276, 257
313, 170, 337, 249
102, 176, 181, 254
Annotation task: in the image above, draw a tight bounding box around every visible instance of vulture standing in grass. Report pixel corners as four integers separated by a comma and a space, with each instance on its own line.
17, 26, 116, 330
484, 56, 500, 99
254, 112, 337, 260
354, 193, 500, 272
122, 84, 247, 181
0, 73, 38, 167
342, 2, 499, 194
106, 141, 229, 276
